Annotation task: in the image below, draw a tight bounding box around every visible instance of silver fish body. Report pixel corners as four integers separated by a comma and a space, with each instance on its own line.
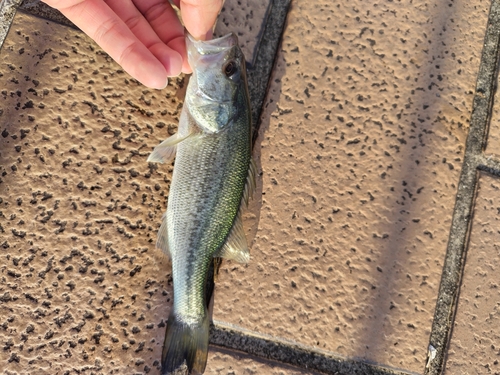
148, 33, 254, 375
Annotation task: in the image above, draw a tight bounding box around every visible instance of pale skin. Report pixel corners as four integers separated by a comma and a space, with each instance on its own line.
42, 0, 223, 89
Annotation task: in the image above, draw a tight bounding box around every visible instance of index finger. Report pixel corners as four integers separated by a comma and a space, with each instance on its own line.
180, 0, 222, 40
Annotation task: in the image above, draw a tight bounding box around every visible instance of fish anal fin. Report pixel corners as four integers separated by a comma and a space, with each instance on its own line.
214, 214, 250, 263
156, 213, 171, 259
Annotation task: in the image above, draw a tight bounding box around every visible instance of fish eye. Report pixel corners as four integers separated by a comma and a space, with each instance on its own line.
223, 61, 238, 77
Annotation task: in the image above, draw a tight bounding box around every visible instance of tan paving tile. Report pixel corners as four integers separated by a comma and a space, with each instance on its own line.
0, 12, 176, 374
444, 173, 500, 375
213, 0, 489, 373
0, 4, 272, 374
487, 73, 500, 156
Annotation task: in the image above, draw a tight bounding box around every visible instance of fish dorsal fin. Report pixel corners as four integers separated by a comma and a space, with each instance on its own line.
243, 157, 257, 207
214, 213, 250, 263
156, 213, 171, 258
147, 132, 192, 164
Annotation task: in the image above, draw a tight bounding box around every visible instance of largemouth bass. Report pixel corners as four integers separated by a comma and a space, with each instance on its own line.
148, 33, 255, 375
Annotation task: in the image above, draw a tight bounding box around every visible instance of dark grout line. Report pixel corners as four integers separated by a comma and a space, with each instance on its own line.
19, 0, 76, 28
478, 154, 500, 177
247, 0, 292, 143
424, 1, 500, 374
0, 0, 23, 50
211, 321, 419, 375
1, 1, 76, 52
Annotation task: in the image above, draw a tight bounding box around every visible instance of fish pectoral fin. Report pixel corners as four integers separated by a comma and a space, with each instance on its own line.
243, 157, 257, 207
156, 213, 171, 258
214, 213, 250, 263
147, 132, 192, 164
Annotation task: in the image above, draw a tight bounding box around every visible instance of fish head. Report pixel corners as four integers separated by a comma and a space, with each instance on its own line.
185, 33, 247, 133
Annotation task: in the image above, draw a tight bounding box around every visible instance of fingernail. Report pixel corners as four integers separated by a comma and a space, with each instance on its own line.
160, 77, 169, 90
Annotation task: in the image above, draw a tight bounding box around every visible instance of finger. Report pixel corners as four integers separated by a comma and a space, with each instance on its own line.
106, 0, 183, 75
180, 0, 222, 40
131, 0, 190, 73
169, 34, 192, 74
45, 0, 173, 89
42, 0, 84, 8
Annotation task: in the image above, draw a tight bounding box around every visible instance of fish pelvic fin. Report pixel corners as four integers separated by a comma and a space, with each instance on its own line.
214, 212, 250, 263
156, 213, 171, 259
161, 312, 209, 375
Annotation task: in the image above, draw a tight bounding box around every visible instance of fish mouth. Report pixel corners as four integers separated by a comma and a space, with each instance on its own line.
186, 33, 238, 55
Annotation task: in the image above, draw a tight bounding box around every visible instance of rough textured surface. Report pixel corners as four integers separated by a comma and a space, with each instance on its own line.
213, 0, 489, 373
425, 1, 500, 373
0, 0, 498, 374
444, 174, 500, 375
487, 60, 500, 157
0, 13, 179, 374
485, 0, 500, 164
0, 3, 279, 374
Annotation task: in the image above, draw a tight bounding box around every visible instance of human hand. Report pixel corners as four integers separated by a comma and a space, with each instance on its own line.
42, 0, 223, 89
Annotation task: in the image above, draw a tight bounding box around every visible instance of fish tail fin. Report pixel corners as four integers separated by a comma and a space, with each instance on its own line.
161, 312, 209, 375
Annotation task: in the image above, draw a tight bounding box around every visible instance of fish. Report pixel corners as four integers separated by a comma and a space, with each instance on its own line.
147, 33, 255, 375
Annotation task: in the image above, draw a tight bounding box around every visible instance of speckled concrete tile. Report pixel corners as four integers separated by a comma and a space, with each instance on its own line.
0, 3, 275, 374
0, 12, 178, 374
444, 174, 500, 375
487, 75, 500, 157
213, 0, 489, 373
0, 0, 494, 374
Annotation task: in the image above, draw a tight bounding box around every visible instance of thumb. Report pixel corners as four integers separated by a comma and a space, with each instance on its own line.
180, 0, 222, 40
